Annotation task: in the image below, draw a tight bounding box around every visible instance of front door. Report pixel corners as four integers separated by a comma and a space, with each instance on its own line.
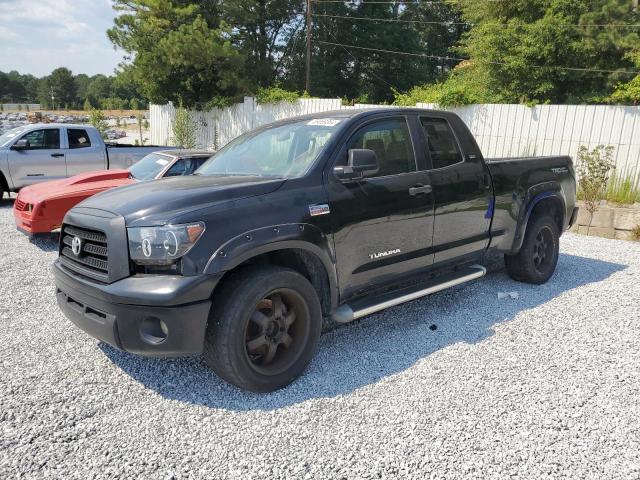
419, 116, 492, 266
8, 128, 66, 188
326, 116, 435, 300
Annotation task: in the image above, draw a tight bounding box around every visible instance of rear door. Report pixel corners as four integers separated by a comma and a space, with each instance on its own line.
326, 115, 435, 300
65, 127, 106, 176
7, 128, 66, 188
418, 115, 492, 266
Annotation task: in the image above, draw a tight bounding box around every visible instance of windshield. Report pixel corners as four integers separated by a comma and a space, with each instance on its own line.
0, 125, 30, 147
128, 153, 173, 180
196, 118, 344, 178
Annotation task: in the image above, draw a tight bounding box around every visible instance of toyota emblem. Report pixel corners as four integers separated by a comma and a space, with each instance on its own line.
71, 236, 82, 256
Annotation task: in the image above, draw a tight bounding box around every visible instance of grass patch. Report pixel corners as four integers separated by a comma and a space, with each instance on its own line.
605, 172, 640, 205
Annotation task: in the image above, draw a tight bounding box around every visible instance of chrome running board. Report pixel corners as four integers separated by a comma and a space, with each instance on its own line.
332, 265, 487, 324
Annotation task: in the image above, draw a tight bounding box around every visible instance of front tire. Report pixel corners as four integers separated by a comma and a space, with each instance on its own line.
203, 266, 322, 392
505, 215, 560, 284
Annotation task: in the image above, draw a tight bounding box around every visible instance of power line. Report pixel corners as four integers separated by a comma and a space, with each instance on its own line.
314, 13, 467, 26
312, 0, 449, 3
316, 40, 640, 75
313, 13, 640, 28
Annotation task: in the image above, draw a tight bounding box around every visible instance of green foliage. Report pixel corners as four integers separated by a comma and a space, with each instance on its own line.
576, 145, 616, 217
38, 67, 77, 109
631, 224, 640, 241
100, 97, 129, 110
171, 106, 198, 148
394, 63, 498, 106
255, 87, 299, 105
451, 0, 640, 104
605, 172, 640, 205
608, 76, 640, 105
89, 109, 109, 139
108, 1, 246, 109
83, 98, 93, 111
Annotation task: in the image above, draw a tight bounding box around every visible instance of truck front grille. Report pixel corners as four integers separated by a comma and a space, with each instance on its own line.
59, 225, 109, 282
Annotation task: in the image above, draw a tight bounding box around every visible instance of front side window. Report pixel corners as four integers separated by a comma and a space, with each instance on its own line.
19, 129, 60, 150
196, 118, 343, 178
67, 129, 91, 149
344, 118, 416, 177
421, 117, 463, 169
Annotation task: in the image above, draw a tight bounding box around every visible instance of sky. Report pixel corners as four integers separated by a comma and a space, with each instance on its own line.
0, 0, 124, 77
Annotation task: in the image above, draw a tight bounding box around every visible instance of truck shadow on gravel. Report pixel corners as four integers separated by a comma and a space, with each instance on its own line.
98, 252, 625, 411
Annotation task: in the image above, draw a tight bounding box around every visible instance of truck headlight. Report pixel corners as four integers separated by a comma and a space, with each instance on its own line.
128, 222, 205, 265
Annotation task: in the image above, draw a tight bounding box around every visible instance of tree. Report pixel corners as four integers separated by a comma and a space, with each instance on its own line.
45, 68, 78, 108
444, 0, 640, 104
222, 0, 302, 89
89, 109, 109, 139
86, 75, 113, 106
171, 106, 198, 148
108, 0, 246, 108
279, 0, 463, 103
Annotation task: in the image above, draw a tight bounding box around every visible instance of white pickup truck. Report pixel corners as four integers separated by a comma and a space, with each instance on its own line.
0, 123, 174, 198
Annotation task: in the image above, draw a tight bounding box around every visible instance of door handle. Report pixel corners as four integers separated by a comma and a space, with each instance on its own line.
51, 153, 64, 158
409, 184, 433, 196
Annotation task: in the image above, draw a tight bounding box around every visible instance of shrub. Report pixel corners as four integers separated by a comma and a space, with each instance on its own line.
576, 145, 615, 232
255, 87, 300, 105
393, 62, 498, 107
632, 225, 640, 241
171, 106, 197, 149
89, 109, 109, 139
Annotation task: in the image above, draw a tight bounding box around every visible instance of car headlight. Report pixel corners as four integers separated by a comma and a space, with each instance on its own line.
128, 222, 205, 265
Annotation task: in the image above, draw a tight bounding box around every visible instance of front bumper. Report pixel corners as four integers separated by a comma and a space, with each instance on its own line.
54, 261, 221, 357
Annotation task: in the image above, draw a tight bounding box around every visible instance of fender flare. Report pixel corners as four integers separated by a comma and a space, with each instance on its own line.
511, 183, 566, 253
204, 223, 339, 309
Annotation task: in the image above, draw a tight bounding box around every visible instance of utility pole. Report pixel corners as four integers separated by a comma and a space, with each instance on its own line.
305, 0, 312, 94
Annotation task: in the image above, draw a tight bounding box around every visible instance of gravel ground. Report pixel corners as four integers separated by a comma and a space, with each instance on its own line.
1, 196, 639, 480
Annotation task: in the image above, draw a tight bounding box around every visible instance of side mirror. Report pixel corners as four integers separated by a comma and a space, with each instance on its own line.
334, 149, 380, 181
11, 139, 29, 150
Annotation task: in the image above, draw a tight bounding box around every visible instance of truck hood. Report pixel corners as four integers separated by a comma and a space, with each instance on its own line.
77, 174, 286, 226
18, 169, 133, 203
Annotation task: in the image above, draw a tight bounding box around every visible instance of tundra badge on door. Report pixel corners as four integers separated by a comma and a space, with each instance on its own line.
369, 249, 401, 260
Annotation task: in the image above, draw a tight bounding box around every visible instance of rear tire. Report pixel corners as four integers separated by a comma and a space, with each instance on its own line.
505, 215, 560, 285
203, 265, 322, 392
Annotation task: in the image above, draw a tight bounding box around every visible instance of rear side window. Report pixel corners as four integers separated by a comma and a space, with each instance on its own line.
67, 129, 91, 149
164, 157, 206, 177
19, 129, 60, 150
421, 117, 463, 169
345, 118, 415, 177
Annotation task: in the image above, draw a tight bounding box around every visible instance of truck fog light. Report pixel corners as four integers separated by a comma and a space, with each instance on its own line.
140, 317, 168, 345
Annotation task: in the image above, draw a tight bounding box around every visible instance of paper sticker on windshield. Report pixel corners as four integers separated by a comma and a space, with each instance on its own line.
156, 159, 169, 165
307, 118, 341, 127
309, 204, 330, 216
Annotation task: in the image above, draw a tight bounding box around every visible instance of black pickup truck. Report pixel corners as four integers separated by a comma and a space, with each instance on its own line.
53, 109, 578, 392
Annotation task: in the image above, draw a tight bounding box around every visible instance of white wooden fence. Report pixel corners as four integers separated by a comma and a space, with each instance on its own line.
151, 99, 640, 183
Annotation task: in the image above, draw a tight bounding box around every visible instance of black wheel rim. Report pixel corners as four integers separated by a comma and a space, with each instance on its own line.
244, 288, 310, 376
532, 226, 554, 274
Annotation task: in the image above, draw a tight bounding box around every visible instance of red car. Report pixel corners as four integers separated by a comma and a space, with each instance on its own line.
14, 150, 212, 236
